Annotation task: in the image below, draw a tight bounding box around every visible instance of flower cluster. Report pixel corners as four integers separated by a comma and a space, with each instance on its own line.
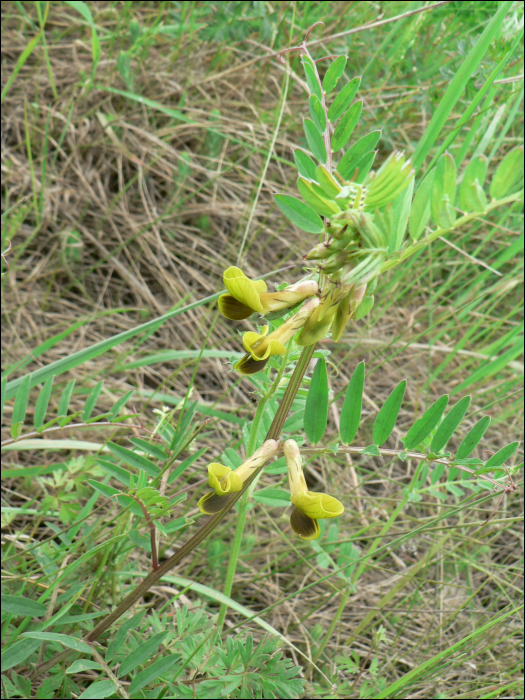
198, 439, 344, 540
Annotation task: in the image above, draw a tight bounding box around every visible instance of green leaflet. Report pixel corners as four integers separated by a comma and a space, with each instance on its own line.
409, 169, 435, 241
309, 95, 326, 133
456, 415, 491, 460
96, 458, 133, 487
118, 631, 169, 677
431, 152, 457, 228
388, 177, 414, 253
337, 130, 381, 179
34, 376, 55, 430
106, 441, 161, 477
430, 395, 471, 454
58, 379, 76, 417
273, 194, 324, 233
459, 155, 488, 212
304, 119, 327, 164
340, 361, 365, 445
304, 358, 328, 445
372, 379, 406, 446
294, 150, 317, 180
403, 395, 449, 450
354, 294, 374, 321
315, 165, 342, 198
128, 654, 181, 694
331, 101, 362, 152
328, 77, 361, 122
297, 178, 341, 217
484, 441, 519, 469
489, 146, 524, 199
353, 151, 377, 184
82, 381, 104, 422
301, 55, 322, 101
11, 374, 31, 439
252, 488, 291, 507
322, 55, 347, 93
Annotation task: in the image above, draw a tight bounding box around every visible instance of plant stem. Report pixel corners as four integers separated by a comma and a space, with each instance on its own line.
300, 445, 511, 493
215, 391, 269, 633
216, 341, 295, 632
32, 345, 316, 678
267, 343, 316, 440
379, 192, 521, 274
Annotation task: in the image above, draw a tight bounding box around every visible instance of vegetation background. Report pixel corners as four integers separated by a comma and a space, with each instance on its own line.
1, 1, 523, 698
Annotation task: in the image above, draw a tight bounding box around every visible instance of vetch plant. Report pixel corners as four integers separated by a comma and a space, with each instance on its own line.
1, 15, 523, 697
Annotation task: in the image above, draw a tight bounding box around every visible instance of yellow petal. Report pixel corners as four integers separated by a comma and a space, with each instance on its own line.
291, 491, 344, 519
223, 267, 264, 313
290, 506, 321, 540
242, 328, 268, 353
208, 463, 243, 494
265, 339, 287, 358
252, 279, 267, 293
218, 294, 254, 320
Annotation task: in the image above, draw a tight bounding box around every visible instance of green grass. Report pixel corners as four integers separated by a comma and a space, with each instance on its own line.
1, 2, 523, 699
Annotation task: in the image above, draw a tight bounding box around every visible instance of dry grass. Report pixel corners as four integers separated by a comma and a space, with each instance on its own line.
1, 2, 523, 698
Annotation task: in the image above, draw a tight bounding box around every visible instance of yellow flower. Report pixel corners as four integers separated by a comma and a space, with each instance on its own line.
235, 298, 320, 375
198, 440, 279, 514
218, 266, 318, 320
284, 439, 344, 540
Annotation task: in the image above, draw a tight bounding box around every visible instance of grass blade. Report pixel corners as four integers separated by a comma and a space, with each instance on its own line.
412, 1, 514, 171
4, 292, 222, 401
64, 1, 100, 82
1, 19, 45, 105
